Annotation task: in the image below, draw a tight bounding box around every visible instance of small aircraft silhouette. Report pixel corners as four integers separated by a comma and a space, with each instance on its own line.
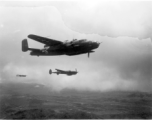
22, 34, 100, 57
49, 69, 78, 76
16, 74, 26, 77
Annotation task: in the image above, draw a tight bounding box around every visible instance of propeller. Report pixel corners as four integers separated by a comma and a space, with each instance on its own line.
41, 45, 50, 54
41, 49, 48, 54
75, 68, 78, 73
97, 41, 102, 44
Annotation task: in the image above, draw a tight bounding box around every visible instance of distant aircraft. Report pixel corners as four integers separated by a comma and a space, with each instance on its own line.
22, 34, 100, 57
16, 74, 26, 77
49, 69, 78, 76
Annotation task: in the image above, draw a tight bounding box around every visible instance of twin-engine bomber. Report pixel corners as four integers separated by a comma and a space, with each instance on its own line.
22, 34, 100, 57
49, 69, 78, 76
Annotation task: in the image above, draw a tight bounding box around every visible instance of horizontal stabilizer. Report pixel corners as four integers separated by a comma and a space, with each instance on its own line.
28, 48, 41, 51
22, 39, 41, 52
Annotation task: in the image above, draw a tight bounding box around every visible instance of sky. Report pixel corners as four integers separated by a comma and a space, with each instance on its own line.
0, 1, 151, 92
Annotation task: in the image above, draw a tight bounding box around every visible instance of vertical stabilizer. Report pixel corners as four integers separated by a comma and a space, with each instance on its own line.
49, 69, 52, 74
22, 39, 29, 52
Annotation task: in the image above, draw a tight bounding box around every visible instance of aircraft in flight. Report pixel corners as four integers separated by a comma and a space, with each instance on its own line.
22, 34, 100, 57
49, 69, 78, 76
16, 74, 26, 77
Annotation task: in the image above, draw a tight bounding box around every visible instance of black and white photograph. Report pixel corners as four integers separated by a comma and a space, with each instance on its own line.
0, 0, 152, 119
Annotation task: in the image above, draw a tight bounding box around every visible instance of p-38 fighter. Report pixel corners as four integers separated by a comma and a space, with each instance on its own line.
49, 69, 78, 76
22, 34, 100, 57
16, 74, 26, 77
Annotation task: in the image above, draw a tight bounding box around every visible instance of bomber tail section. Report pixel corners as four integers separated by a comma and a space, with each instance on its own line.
49, 69, 52, 74
49, 69, 59, 75
22, 39, 29, 52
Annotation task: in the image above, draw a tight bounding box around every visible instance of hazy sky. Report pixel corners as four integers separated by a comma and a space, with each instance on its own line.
0, 1, 151, 92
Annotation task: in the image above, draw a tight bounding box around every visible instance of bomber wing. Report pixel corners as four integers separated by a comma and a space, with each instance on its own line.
28, 34, 63, 46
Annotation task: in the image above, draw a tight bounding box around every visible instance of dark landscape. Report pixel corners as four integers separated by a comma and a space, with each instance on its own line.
0, 82, 152, 119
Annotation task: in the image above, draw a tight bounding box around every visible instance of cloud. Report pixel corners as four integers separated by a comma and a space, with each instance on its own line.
98, 36, 152, 91
1, 1, 152, 40
53, 1, 152, 40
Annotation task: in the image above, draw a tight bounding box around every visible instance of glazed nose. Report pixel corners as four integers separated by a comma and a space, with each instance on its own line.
95, 42, 100, 48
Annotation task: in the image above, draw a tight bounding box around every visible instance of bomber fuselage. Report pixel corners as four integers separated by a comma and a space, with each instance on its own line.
30, 40, 99, 56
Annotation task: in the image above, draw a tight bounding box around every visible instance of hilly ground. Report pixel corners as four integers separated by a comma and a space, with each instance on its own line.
0, 82, 152, 119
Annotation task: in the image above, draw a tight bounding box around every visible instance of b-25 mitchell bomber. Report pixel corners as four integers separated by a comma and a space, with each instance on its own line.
49, 69, 78, 76
22, 34, 100, 57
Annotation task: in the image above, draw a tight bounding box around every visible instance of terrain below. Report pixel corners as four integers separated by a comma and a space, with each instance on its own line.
0, 82, 152, 119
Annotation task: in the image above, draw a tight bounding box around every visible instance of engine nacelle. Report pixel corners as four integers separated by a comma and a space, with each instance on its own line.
44, 45, 49, 48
